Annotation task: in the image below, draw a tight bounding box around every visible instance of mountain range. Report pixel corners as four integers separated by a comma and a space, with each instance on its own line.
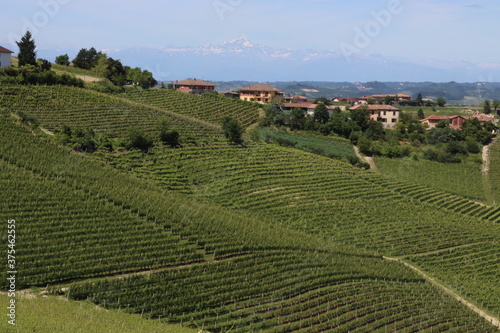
30, 35, 500, 84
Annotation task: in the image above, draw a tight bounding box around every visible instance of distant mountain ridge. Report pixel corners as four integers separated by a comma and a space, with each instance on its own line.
25, 35, 500, 90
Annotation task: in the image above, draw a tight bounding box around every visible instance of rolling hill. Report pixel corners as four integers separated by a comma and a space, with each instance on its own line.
1, 84, 499, 332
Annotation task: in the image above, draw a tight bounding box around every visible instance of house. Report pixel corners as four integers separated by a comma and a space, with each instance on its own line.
282, 102, 315, 113
0, 46, 14, 69
419, 115, 466, 130
239, 83, 284, 103
350, 104, 401, 128
173, 78, 216, 94
224, 92, 240, 99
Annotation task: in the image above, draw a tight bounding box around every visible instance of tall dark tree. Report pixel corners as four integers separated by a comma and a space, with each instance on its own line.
313, 103, 330, 124
16, 31, 37, 66
416, 93, 423, 106
289, 107, 306, 130
493, 100, 500, 114
483, 99, 492, 114
222, 117, 243, 144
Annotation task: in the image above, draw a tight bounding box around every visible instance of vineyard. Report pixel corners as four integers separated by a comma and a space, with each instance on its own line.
1, 83, 500, 332
0, 85, 224, 144
375, 156, 488, 203
120, 88, 261, 128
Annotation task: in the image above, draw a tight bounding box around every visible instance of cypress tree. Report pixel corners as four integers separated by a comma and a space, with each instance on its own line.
16, 31, 37, 66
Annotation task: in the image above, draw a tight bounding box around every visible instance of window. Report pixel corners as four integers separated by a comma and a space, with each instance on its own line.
392, 118, 397, 123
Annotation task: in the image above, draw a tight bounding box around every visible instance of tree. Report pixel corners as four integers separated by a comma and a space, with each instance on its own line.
436, 97, 446, 107
158, 119, 180, 147
417, 108, 425, 120
350, 106, 371, 131
221, 117, 243, 144
289, 107, 306, 130
493, 100, 500, 114
416, 93, 423, 106
384, 95, 395, 105
314, 97, 332, 106
72, 47, 101, 70
16, 31, 37, 66
55, 54, 70, 66
483, 99, 492, 114
127, 126, 153, 152
313, 103, 330, 124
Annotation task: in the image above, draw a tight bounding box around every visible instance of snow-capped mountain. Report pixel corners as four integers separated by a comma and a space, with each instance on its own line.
35, 35, 500, 83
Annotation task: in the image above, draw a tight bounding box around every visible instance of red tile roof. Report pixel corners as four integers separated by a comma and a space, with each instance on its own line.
0, 46, 14, 53
239, 83, 282, 92
174, 78, 215, 87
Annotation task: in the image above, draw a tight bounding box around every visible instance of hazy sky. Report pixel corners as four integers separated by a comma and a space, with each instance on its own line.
2, 0, 499, 64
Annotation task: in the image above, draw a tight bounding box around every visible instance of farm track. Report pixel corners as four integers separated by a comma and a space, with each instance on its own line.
353, 146, 378, 171
383, 255, 500, 330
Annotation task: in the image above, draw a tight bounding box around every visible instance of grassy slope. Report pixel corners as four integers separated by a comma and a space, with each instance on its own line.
0, 294, 195, 333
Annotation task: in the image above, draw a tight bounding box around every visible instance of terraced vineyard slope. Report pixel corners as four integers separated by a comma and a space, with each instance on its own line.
120, 88, 261, 127
1, 102, 498, 331
0, 85, 224, 144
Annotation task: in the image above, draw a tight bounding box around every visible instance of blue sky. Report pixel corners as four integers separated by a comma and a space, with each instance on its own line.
2, 0, 499, 66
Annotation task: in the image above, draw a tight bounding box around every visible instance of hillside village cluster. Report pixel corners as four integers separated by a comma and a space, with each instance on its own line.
172, 78, 499, 130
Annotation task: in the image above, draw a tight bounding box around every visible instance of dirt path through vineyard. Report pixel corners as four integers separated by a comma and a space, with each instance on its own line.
384, 256, 500, 329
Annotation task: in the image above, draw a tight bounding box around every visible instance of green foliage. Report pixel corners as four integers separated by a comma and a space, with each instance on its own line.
127, 126, 153, 151
72, 47, 102, 70
289, 107, 306, 130
16, 31, 37, 67
260, 128, 358, 163
436, 96, 446, 107
221, 116, 243, 144
55, 54, 70, 66
158, 119, 180, 147
313, 103, 330, 124
483, 99, 492, 114
0, 67, 84, 87
417, 108, 425, 119
350, 106, 371, 131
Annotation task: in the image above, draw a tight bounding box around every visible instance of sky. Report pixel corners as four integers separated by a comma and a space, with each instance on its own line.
1, 0, 500, 79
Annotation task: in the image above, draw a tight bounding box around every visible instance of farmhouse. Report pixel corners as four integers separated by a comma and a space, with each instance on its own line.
173, 78, 216, 94
350, 104, 400, 128
420, 115, 466, 130
239, 83, 284, 103
282, 102, 337, 116
0, 46, 14, 69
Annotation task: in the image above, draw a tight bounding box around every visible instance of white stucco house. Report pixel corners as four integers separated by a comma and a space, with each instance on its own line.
0, 46, 14, 69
